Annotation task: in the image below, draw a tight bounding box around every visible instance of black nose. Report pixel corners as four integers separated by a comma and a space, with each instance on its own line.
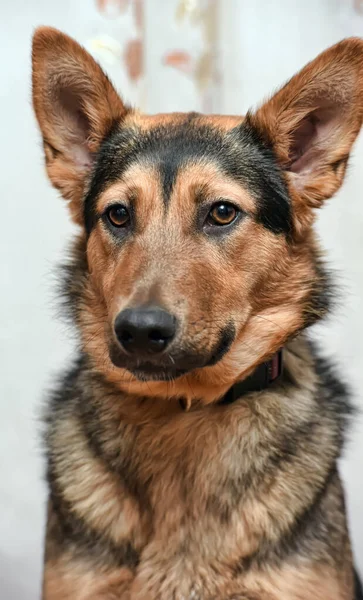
114, 306, 176, 355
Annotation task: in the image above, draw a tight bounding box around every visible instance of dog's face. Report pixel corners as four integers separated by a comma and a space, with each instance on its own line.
32, 29, 363, 401
83, 113, 295, 384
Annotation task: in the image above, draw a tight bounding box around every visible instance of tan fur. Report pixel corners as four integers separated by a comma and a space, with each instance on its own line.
32, 27, 128, 223
44, 338, 352, 598
44, 561, 350, 600
81, 154, 315, 404
242, 563, 353, 600
248, 38, 363, 238
43, 556, 133, 600
32, 29, 363, 600
53, 416, 147, 548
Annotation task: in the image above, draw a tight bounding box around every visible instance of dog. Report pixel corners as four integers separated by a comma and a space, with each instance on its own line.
32, 27, 363, 599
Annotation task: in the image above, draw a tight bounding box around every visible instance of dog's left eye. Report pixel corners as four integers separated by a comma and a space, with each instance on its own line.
106, 205, 130, 228
207, 202, 238, 226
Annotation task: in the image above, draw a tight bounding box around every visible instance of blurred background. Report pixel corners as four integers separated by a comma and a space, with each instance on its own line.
1, 0, 363, 598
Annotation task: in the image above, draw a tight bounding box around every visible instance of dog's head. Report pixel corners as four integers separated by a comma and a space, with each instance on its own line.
32, 29, 363, 402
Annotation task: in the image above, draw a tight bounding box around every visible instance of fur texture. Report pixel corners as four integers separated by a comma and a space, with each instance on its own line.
31, 28, 363, 599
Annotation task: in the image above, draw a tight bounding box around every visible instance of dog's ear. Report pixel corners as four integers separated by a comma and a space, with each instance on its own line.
248, 38, 363, 235
32, 27, 128, 224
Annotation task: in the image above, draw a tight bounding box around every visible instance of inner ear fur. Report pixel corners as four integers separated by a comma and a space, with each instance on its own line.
247, 38, 363, 235
32, 26, 129, 224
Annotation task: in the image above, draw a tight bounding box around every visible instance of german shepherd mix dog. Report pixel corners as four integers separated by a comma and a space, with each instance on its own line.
32, 27, 363, 600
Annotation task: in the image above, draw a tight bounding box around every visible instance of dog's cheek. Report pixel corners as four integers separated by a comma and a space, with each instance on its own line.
76, 232, 118, 364
86, 231, 120, 310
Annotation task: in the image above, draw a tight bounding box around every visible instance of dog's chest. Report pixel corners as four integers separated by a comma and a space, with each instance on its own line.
48, 347, 353, 599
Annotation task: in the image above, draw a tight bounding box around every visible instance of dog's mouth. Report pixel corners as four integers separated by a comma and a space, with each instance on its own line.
109, 345, 205, 381
109, 323, 236, 382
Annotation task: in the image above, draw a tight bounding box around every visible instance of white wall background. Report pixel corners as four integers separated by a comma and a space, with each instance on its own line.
0, 1, 362, 598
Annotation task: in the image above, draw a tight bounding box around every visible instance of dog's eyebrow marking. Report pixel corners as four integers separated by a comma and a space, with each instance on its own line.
84, 116, 292, 233
160, 158, 179, 207
159, 113, 199, 207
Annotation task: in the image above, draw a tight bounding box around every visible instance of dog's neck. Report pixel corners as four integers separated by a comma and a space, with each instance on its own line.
177, 350, 284, 410
71, 336, 345, 539
218, 349, 283, 406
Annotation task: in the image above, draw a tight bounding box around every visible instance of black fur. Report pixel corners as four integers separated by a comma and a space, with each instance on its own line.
83, 116, 292, 236
47, 343, 355, 576
302, 259, 334, 327
43, 358, 141, 570
205, 322, 236, 366
310, 340, 354, 440
355, 569, 363, 600
47, 479, 139, 570
232, 345, 354, 574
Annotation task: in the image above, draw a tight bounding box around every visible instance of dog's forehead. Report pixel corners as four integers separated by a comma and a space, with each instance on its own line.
84, 111, 292, 235
131, 111, 245, 130
106, 112, 245, 164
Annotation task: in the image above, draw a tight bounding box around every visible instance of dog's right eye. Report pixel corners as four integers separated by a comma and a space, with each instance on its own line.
105, 205, 130, 228
207, 203, 238, 226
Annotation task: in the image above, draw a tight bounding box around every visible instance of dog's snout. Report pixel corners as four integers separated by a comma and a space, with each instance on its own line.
114, 306, 176, 355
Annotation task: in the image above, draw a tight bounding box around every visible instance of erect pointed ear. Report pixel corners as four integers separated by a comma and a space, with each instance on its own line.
247, 38, 363, 235
32, 27, 129, 224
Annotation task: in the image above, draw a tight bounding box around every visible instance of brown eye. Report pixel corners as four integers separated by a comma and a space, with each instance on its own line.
106, 205, 130, 228
208, 202, 238, 226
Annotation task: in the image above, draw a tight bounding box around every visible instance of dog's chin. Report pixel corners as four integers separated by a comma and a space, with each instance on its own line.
128, 364, 189, 382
